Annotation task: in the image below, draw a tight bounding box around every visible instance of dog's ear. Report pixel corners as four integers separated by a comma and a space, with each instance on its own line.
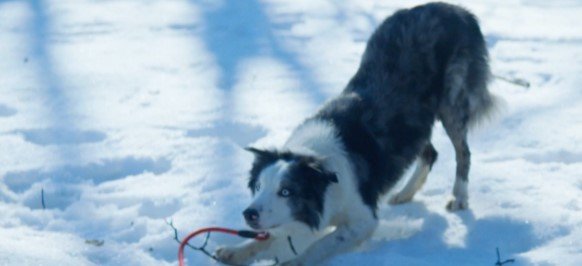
245, 147, 279, 167
246, 147, 279, 193
307, 161, 338, 183
245, 147, 271, 157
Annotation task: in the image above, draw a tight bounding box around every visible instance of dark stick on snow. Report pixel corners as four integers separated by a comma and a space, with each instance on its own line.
166, 219, 212, 257
287, 236, 298, 256
495, 247, 515, 266
494, 74, 530, 88
41, 188, 46, 209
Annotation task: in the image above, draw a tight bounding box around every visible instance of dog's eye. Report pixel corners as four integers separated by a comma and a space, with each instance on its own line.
255, 183, 261, 192
278, 188, 291, 197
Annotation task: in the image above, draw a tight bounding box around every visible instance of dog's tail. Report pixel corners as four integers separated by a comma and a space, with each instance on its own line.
444, 53, 504, 130
443, 7, 504, 130
467, 91, 505, 129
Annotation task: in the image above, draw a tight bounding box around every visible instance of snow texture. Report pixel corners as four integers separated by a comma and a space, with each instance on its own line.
1, 0, 581, 265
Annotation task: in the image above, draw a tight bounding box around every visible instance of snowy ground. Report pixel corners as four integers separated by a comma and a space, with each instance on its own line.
1, 0, 581, 265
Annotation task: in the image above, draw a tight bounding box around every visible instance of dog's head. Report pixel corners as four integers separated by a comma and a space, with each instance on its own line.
243, 147, 338, 230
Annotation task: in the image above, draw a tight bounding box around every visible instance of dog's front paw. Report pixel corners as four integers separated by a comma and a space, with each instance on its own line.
279, 259, 304, 266
215, 246, 236, 264
215, 246, 251, 265
446, 197, 468, 211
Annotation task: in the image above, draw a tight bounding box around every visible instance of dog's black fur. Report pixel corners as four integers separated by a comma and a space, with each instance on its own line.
313, 2, 493, 212
246, 1, 493, 220
221, 3, 495, 264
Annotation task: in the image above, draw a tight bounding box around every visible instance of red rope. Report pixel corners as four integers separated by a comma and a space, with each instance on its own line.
178, 227, 269, 266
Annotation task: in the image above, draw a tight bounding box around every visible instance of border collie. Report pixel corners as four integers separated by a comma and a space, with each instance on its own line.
217, 2, 496, 265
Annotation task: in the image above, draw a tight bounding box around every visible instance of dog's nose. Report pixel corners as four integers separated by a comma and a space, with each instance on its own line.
243, 208, 259, 222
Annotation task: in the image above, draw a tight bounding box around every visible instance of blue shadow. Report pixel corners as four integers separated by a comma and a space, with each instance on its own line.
29, 0, 68, 113
334, 204, 543, 266
4, 156, 172, 193
197, 0, 325, 102
25, 1, 107, 148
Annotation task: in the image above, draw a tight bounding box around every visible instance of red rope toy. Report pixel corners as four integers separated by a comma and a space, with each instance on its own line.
178, 227, 270, 266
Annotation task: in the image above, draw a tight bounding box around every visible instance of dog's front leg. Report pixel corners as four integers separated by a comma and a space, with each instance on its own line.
288, 208, 378, 265
252, 224, 322, 264
216, 224, 321, 265
215, 238, 274, 265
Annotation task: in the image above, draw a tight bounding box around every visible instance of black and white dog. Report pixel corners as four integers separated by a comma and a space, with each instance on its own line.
217, 2, 496, 265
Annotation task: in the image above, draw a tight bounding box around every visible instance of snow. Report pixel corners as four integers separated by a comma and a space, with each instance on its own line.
1, 0, 581, 265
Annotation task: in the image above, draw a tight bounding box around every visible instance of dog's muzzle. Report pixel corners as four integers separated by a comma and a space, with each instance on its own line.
243, 208, 260, 227
243, 208, 259, 223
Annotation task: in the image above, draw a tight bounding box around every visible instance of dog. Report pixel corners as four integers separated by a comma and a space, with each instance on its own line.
216, 2, 496, 265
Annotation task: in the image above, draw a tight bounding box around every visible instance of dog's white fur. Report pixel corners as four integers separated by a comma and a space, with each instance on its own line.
216, 120, 377, 265
248, 160, 296, 230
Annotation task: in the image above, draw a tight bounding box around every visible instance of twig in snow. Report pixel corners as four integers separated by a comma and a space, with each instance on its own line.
494, 74, 530, 88
495, 247, 515, 266
85, 239, 105, 247
165, 219, 215, 259
165, 219, 278, 266
41, 188, 46, 209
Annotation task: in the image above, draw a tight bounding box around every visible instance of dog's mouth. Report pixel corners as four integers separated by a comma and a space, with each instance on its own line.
247, 221, 261, 230
246, 221, 281, 230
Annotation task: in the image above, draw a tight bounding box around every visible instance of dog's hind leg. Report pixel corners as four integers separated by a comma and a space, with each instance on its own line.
390, 143, 438, 205
440, 38, 490, 210
440, 108, 471, 211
